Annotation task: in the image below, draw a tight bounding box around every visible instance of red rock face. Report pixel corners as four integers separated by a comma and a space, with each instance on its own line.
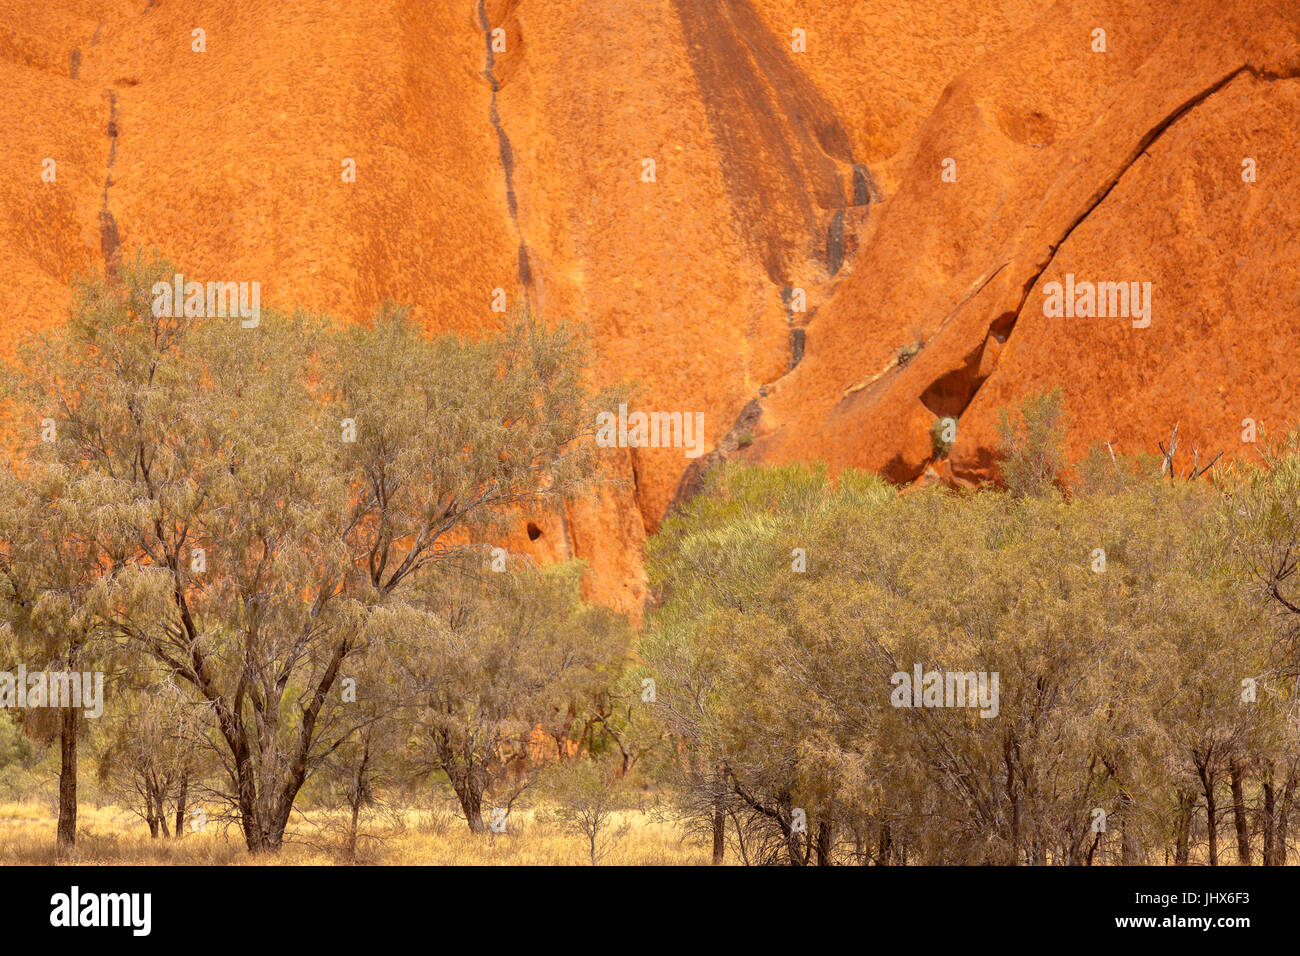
751, 0, 1300, 488
4, 0, 1298, 611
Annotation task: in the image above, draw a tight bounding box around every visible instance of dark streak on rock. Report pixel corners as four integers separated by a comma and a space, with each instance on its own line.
852, 164, 880, 206
670, 0, 857, 282
827, 208, 844, 275
99, 90, 121, 276
477, 0, 533, 308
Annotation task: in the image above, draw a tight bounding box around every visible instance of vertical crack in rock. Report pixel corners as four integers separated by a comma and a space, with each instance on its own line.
780, 286, 806, 370
99, 90, 121, 276
477, 0, 533, 307
476, 1, 592, 559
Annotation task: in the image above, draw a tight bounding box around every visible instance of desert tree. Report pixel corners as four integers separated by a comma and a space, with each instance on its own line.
0, 432, 132, 849
641, 463, 892, 865
997, 387, 1068, 497
97, 677, 213, 838
538, 751, 630, 865
390, 559, 630, 833
641, 415, 1267, 865
301, 635, 410, 861
2, 252, 613, 852
1212, 431, 1300, 863
1219, 430, 1300, 655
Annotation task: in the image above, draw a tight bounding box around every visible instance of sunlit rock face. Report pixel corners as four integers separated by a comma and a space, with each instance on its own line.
4, 0, 1298, 612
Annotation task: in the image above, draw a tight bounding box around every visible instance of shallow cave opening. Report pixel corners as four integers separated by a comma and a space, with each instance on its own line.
525, 522, 543, 541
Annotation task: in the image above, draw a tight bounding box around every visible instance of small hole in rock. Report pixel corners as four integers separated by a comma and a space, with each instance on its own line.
526, 522, 542, 541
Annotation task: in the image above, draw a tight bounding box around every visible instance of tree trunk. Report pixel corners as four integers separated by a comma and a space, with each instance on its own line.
816, 820, 833, 866
1262, 761, 1276, 865
1201, 772, 1218, 867
212, 705, 269, 852
1174, 789, 1195, 865
450, 774, 485, 833
147, 777, 169, 838
1229, 758, 1250, 865
876, 820, 892, 865
1275, 762, 1299, 866
345, 741, 372, 860
238, 787, 269, 851
1120, 791, 1141, 864
56, 706, 77, 849
1003, 733, 1022, 864
711, 767, 725, 865
201, 634, 349, 854
174, 763, 189, 839
347, 797, 361, 859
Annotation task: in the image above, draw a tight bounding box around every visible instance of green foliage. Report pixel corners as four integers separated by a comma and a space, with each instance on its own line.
0, 709, 30, 771
384, 559, 630, 832
931, 417, 955, 458
997, 388, 1068, 497
536, 752, 630, 865
0, 252, 623, 851
896, 339, 923, 367
641, 453, 1276, 865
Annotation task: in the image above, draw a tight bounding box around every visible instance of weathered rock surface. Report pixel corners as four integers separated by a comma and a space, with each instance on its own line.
3, 0, 1298, 611
750, 0, 1300, 489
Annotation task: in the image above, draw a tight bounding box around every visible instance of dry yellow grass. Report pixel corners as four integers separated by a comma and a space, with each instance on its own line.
0, 802, 710, 866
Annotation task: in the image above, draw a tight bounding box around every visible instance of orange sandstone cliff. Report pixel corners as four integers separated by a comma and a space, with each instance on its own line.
3, 0, 1298, 612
